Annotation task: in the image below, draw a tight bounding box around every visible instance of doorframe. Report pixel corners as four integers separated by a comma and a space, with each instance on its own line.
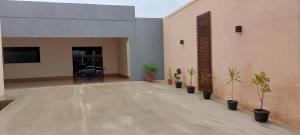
71, 47, 104, 79
0, 21, 4, 97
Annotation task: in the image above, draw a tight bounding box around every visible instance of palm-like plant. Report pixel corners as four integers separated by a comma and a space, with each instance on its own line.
200, 74, 212, 99
226, 68, 241, 100
251, 72, 271, 109
187, 68, 196, 86
200, 74, 210, 85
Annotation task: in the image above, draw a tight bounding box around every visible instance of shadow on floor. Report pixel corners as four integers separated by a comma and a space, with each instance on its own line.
4, 75, 129, 90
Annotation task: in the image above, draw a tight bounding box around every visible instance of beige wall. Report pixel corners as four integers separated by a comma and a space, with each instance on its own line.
164, 0, 300, 128
117, 38, 130, 77
3, 37, 129, 79
0, 22, 4, 97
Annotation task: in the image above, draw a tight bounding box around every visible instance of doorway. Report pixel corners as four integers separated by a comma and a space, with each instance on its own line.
72, 47, 104, 81
197, 12, 213, 92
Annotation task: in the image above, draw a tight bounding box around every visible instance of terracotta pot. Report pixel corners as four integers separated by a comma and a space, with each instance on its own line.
167, 79, 173, 85
146, 73, 154, 82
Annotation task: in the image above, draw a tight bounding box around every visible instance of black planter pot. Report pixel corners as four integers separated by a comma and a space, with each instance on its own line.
186, 86, 195, 94
203, 91, 211, 99
254, 109, 270, 123
227, 100, 238, 110
175, 82, 182, 88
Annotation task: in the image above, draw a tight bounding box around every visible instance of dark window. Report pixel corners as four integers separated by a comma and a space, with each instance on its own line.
3, 47, 40, 64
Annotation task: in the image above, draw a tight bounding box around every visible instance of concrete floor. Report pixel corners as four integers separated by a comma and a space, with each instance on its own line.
5, 75, 129, 89
0, 81, 299, 135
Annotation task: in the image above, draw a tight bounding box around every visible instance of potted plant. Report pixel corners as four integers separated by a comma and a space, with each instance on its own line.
186, 68, 196, 94
167, 68, 173, 85
143, 64, 158, 82
200, 74, 212, 99
174, 68, 182, 88
251, 72, 271, 122
226, 68, 241, 110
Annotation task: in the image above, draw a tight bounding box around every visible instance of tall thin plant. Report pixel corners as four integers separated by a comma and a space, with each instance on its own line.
226, 68, 241, 100
187, 68, 196, 86
168, 68, 172, 79
251, 72, 271, 109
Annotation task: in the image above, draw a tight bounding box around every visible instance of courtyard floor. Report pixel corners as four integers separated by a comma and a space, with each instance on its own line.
0, 81, 299, 135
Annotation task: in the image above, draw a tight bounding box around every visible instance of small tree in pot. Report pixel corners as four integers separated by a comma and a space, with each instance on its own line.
226, 68, 241, 110
200, 74, 212, 99
174, 68, 182, 88
167, 68, 173, 85
186, 68, 196, 94
251, 72, 271, 122
143, 64, 158, 82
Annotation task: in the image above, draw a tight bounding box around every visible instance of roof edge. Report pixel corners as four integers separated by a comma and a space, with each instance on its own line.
165, 0, 199, 19
12, 0, 135, 8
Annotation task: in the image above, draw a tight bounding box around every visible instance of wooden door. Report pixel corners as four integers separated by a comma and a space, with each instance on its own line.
197, 12, 213, 92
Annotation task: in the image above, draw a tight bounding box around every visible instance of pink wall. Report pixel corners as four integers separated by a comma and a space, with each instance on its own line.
164, 0, 300, 128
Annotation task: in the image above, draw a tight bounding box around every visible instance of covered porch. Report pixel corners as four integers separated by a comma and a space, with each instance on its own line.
2, 37, 131, 89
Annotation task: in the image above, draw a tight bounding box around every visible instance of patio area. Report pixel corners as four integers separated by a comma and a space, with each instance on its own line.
4, 75, 129, 89
0, 81, 299, 135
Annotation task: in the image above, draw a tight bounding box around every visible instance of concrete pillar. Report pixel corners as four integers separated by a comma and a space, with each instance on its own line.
0, 22, 4, 98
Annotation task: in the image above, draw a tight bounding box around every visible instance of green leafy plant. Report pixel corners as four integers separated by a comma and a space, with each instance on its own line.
174, 68, 182, 82
187, 68, 196, 86
226, 68, 241, 100
251, 72, 271, 109
143, 64, 158, 73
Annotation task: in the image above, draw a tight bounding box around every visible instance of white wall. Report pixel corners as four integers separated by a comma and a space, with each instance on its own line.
3, 37, 126, 79
0, 22, 4, 97
117, 38, 130, 77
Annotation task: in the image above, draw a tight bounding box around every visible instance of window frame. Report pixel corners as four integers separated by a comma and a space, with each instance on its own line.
3, 47, 41, 64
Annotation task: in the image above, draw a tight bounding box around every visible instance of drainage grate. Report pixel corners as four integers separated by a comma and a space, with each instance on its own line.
0, 100, 14, 111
